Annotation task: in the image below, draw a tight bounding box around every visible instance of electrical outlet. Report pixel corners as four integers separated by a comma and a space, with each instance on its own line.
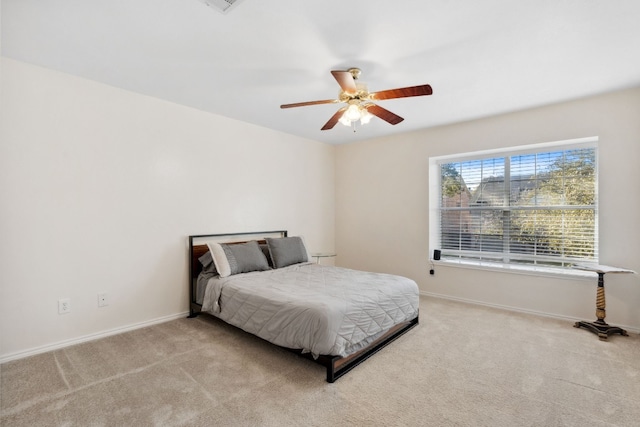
58, 298, 71, 314
98, 292, 108, 307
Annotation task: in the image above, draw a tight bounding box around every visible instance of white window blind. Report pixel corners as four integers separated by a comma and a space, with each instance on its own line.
437, 141, 597, 268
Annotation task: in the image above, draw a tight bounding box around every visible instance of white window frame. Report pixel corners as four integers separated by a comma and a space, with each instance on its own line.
429, 136, 599, 278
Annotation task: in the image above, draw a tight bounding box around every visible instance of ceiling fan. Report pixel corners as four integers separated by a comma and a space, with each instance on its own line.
280, 68, 433, 131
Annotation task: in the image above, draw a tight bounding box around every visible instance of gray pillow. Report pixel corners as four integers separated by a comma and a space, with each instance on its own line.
259, 243, 274, 267
207, 240, 270, 278
266, 236, 309, 268
198, 251, 218, 275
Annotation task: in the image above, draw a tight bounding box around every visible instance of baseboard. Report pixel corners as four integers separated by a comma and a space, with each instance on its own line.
420, 291, 640, 335
4, 294, 637, 364
0, 311, 190, 364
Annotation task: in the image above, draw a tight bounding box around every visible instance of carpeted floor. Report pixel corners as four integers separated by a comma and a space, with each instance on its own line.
1, 296, 639, 426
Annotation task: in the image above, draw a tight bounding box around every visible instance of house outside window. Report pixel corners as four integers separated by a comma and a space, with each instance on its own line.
430, 137, 598, 272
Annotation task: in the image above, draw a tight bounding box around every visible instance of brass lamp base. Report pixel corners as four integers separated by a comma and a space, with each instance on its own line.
574, 320, 628, 341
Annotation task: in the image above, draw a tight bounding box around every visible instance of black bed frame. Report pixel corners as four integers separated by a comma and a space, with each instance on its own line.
187, 231, 419, 383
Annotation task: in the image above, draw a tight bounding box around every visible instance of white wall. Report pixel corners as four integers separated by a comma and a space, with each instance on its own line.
0, 58, 335, 361
336, 87, 640, 330
2, 56, 638, 361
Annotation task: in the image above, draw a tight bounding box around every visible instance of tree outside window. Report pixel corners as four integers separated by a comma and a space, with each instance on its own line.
438, 145, 597, 267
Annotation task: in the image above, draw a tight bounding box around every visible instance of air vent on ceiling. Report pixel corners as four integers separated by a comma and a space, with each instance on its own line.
196, 0, 245, 14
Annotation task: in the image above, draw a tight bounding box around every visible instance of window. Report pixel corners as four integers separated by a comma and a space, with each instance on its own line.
430, 138, 598, 270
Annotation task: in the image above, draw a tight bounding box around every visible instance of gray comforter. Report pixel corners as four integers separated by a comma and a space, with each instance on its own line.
201, 262, 419, 357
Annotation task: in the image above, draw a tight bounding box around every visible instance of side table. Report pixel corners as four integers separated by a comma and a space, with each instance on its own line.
310, 252, 336, 264
572, 264, 635, 341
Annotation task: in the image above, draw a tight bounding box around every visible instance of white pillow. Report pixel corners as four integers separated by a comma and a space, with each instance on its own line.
207, 242, 231, 277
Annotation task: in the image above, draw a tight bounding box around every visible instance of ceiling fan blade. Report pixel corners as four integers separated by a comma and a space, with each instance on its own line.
331, 70, 357, 95
321, 107, 348, 130
280, 99, 338, 109
369, 84, 433, 101
366, 104, 404, 125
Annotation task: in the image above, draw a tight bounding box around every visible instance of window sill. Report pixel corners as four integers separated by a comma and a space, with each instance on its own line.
434, 258, 595, 281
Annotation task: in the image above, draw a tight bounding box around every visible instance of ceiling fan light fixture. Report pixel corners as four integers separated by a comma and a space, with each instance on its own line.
339, 103, 372, 128
345, 104, 362, 121
359, 109, 373, 125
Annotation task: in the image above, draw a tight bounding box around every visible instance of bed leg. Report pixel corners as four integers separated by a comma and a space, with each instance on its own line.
327, 365, 336, 383
188, 303, 202, 319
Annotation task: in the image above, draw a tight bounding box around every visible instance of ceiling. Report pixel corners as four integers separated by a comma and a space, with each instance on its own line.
3, 0, 640, 145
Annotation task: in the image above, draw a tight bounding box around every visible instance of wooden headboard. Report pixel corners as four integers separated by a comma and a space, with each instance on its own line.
187, 230, 287, 316
191, 244, 210, 279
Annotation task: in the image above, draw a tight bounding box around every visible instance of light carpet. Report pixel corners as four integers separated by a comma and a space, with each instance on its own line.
2, 296, 639, 426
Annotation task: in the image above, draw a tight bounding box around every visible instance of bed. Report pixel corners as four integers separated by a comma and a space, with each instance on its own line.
188, 231, 419, 382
